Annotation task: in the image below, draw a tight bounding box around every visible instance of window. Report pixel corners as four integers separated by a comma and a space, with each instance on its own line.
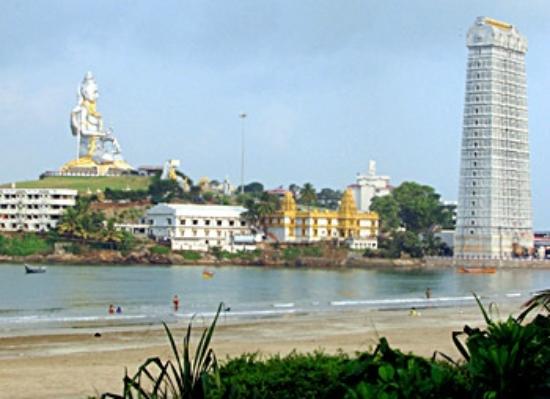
217, 220, 222, 226
192, 219, 198, 225
167, 218, 172, 225
471, 211, 475, 216
472, 191, 476, 196
470, 230, 474, 235
472, 181, 476, 186
240, 221, 246, 227
471, 221, 475, 225
229, 220, 235, 227
205, 220, 210, 226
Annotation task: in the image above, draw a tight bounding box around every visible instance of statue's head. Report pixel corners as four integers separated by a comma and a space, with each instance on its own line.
80, 71, 99, 102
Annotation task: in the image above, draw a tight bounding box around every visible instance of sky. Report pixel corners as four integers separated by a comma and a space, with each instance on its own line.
0, 1, 548, 228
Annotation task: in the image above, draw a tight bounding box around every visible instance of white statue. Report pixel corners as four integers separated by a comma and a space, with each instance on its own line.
161, 159, 190, 192
62, 72, 132, 175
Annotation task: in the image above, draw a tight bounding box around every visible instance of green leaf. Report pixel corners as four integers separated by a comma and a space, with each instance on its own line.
378, 364, 395, 382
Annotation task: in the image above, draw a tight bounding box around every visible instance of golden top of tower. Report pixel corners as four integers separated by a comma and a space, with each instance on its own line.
338, 188, 358, 216
281, 191, 297, 212
482, 17, 512, 31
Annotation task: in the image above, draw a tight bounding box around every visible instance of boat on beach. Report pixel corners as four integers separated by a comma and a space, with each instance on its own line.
24, 264, 47, 274
457, 266, 496, 274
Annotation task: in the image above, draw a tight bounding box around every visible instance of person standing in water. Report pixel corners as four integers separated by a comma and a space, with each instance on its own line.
425, 288, 432, 299
172, 294, 180, 312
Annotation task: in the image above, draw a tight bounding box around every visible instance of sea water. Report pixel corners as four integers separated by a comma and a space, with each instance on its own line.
0, 264, 549, 332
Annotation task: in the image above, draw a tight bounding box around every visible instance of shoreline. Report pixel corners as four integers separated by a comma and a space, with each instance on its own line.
0, 300, 525, 399
2, 253, 550, 270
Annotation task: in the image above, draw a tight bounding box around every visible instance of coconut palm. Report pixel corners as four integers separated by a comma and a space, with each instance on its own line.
517, 289, 550, 322
57, 198, 105, 241
100, 218, 125, 248
300, 183, 317, 209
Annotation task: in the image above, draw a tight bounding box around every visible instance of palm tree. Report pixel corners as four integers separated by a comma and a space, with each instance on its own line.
57, 207, 81, 238
241, 198, 260, 232
242, 193, 278, 234
300, 183, 317, 209
56, 198, 105, 242
518, 289, 550, 322
100, 218, 125, 248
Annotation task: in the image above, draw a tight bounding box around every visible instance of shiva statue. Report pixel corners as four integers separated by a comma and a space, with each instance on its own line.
61, 72, 133, 175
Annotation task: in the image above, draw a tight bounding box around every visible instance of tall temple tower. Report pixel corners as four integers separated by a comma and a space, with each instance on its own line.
455, 17, 533, 260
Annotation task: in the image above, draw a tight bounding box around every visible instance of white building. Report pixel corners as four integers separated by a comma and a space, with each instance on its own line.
143, 203, 256, 252
349, 160, 391, 212
0, 188, 77, 232
455, 17, 533, 260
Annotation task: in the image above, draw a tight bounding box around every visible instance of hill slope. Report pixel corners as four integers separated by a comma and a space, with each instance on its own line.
0, 176, 152, 194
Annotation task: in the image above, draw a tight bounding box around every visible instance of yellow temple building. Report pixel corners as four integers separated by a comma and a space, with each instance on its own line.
263, 189, 379, 249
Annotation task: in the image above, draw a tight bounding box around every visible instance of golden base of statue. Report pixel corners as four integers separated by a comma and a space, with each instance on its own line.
61, 156, 134, 176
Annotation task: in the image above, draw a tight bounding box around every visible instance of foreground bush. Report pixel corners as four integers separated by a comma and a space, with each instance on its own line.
211, 351, 349, 399
210, 340, 468, 399
453, 294, 550, 399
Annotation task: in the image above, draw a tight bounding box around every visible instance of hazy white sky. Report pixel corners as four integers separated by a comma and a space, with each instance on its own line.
0, 1, 548, 228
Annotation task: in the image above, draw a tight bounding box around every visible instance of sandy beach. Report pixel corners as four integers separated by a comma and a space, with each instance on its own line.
0, 299, 524, 399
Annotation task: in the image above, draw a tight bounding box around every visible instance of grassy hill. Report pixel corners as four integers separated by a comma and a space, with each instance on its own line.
0, 176, 152, 194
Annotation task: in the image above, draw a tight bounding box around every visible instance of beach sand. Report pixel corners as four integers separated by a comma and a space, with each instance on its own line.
0, 300, 523, 399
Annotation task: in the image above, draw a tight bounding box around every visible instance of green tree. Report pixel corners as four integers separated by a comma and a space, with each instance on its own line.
391, 231, 423, 258
299, 183, 317, 208
100, 218, 125, 247
57, 198, 105, 240
370, 195, 400, 232
317, 188, 341, 209
392, 182, 445, 234
241, 192, 278, 233
236, 182, 264, 196
288, 183, 301, 196
148, 176, 185, 204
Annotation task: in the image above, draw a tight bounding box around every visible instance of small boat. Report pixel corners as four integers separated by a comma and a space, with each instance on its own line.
25, 264, 47, 274
202, 270, 214, 279
457, 266, 496, 274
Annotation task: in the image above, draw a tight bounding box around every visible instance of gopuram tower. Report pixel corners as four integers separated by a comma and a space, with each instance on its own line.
455, 17, 533, 260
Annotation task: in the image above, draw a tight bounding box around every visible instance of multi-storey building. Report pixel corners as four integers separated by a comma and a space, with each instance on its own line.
348, 160, 391, 212
455, 17, 533, 259
263, 189, 378, 250
143, 204, 256, 252
0, 188, 77, 232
